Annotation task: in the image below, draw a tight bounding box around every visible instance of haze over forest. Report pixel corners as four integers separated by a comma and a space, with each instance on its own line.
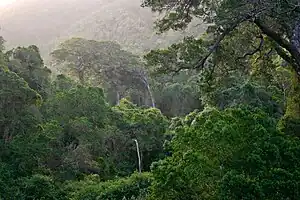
0, 0, 204, 58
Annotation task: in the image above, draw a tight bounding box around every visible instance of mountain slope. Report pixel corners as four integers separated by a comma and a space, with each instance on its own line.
0, 0, 205, 58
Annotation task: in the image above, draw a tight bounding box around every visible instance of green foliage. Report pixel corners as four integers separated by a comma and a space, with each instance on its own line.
17, 174, 67, 200
142, 0, 213, 32
143, 0, 300, 127
207, 81, 283, 118
143, 0, 300, 38
144, 40, 204, 116
0, 36, 6, 69
148, 106, 300, 199
144, 37, 208, 74
43, 85, 109, 125
277, 70, 300, 136
154, 82, 202, 116
40, 86, 113, 178
51, 38, 139, 84
278, 115, 300, 137
51, 38, 154, 107
0, 162, 19, 199
0, 68, 41, 140
40, 86, 167, 179
7, 45, 51, 97
51, 74, 77, 94
2, 0, 300, 198
8, 121, 63, 174
66, 172, 152, 200
110, 99, 168, 173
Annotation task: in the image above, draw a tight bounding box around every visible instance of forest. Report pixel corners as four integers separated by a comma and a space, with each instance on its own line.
1, 0, 300, 199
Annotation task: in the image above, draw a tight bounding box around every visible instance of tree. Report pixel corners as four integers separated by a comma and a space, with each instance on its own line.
0, 67, 41, 142
51, 38, 155, 107
0, 67, 43, 199
0, 36, 6, 68
142, 0, 300, 74
41, 85, 113, 178
65, 172, 152, 200
148, 106, 300, 199
17, 174, 67, 200
50, 74, 77, 94
111, 99, 168, 173
149, 72, 202, 117
6, 45, 51, 97
41, 84, 166, 179
142, 0, 300, 134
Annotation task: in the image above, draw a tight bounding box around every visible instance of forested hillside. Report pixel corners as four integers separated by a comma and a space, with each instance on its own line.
0, 0, 204, 57
1, 0, 300, 199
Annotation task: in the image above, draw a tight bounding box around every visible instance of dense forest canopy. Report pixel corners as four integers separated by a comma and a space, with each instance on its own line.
0, 0, 300, 199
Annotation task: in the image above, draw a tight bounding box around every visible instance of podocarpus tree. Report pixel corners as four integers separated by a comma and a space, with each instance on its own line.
142, 0, 300, 135
51, 38, 155, 107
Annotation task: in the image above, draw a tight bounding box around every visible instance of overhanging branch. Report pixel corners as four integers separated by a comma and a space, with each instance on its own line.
254, 18, 300, 72
274, 45, 300, 76
193, 22, 240, 70
274, 45, 294, 64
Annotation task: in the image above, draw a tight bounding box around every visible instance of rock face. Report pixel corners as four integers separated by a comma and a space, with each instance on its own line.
0, 0, 205, 57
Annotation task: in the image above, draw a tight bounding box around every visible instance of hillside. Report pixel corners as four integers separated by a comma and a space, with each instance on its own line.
0, 0, 205, 58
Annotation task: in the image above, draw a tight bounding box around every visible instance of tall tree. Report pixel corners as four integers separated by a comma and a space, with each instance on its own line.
0, 67, 41, 142
51, 38, 155, 107
6, 45, 51, 97
142, 0, 300, 133
142, 0, 300, 74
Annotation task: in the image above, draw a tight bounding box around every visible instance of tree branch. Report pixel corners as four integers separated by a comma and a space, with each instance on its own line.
274, 45, 294, 64
237, 35, 264, 60
274, 45, 300, 76
192, 22, 240, 70
254, 18, 300, 73
169, 20, 247, 74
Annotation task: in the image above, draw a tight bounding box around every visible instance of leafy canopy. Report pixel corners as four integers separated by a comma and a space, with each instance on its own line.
149, 106, 300, 199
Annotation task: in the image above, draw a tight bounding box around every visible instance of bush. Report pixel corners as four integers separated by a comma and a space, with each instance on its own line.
3, 174, 67, 200
66, 172, 152, 200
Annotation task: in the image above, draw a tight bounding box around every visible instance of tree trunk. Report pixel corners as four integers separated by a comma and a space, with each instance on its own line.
255, 19, 300, 76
